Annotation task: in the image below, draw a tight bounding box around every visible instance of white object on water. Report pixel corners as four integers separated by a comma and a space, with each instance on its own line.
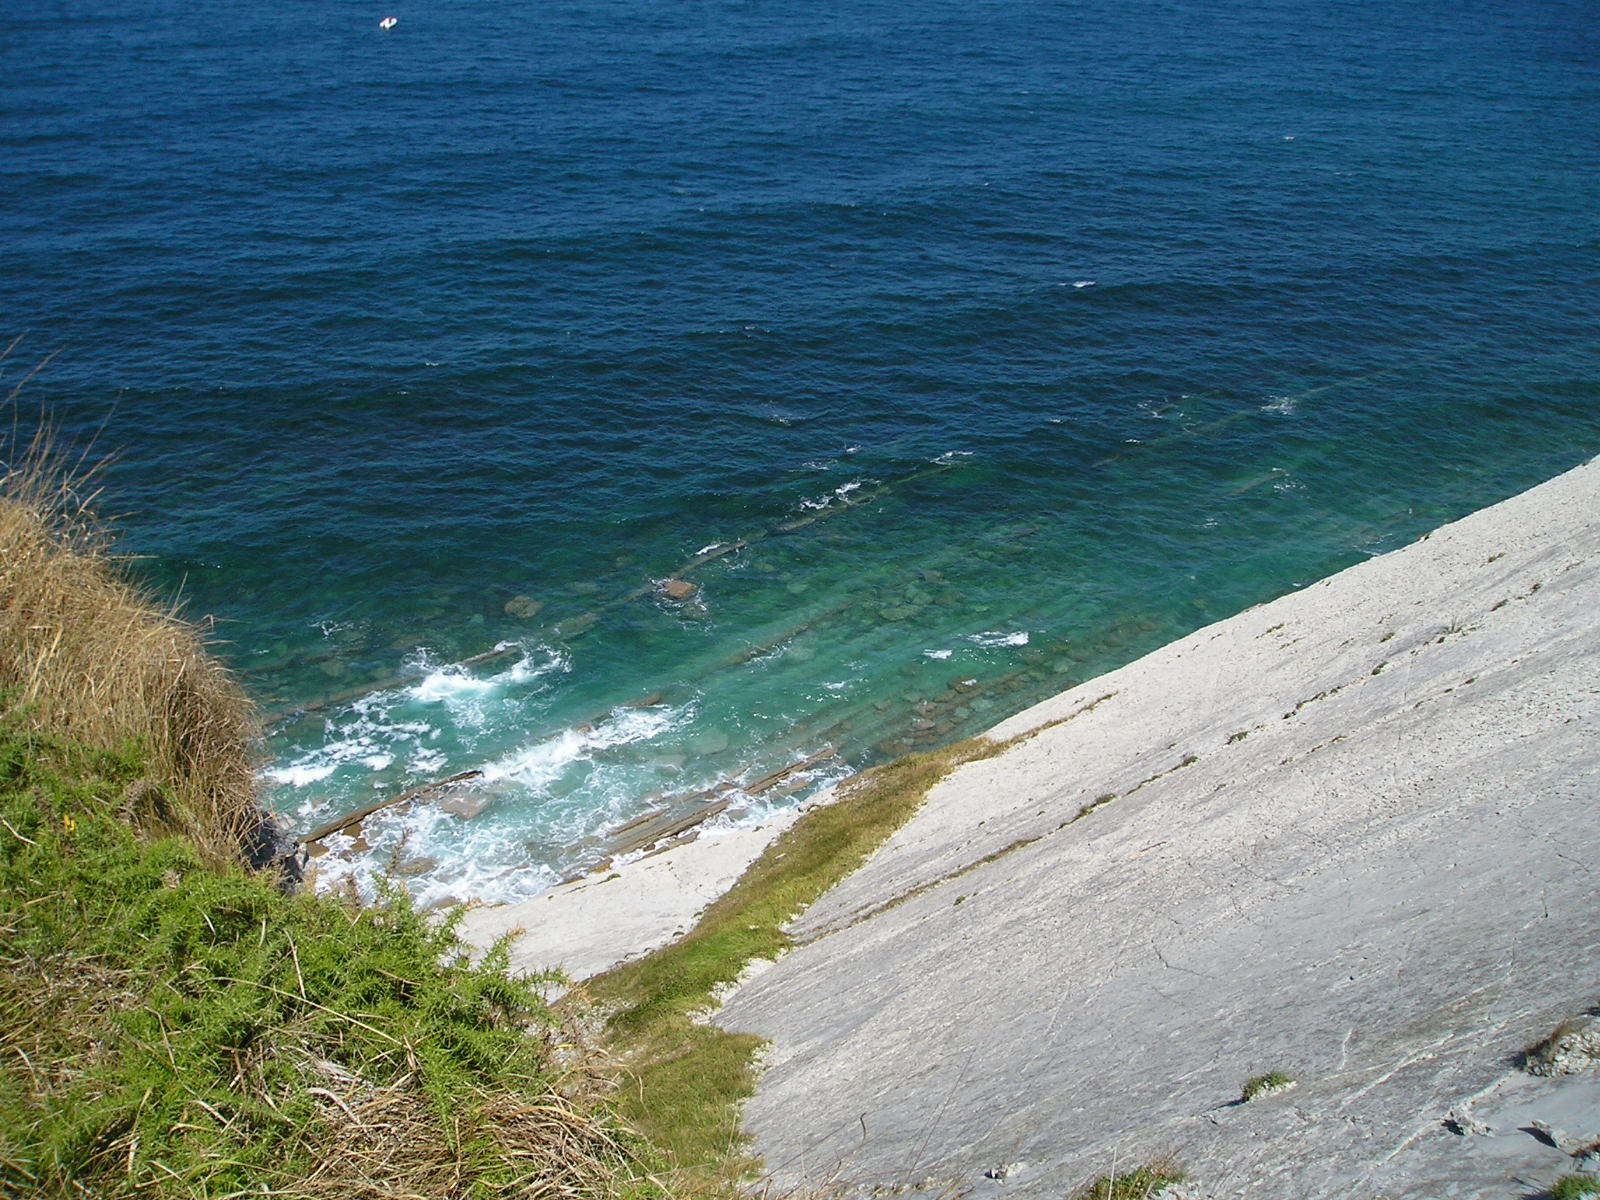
379, 16, 398, 29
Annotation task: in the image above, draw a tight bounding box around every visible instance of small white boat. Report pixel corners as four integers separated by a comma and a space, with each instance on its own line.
379, 15, 398, 29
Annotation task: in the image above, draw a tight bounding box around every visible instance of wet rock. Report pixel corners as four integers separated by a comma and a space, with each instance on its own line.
660, 578, 698, 601
437, 791, 491, 820
504, 594, 543, 619
392, 855, 437, 877
241, 809, 304, 891
880, 605, 918, 622
570, 580, 601, 595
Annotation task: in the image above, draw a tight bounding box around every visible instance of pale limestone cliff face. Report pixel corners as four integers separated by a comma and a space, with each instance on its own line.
718, 457, 1600, 1200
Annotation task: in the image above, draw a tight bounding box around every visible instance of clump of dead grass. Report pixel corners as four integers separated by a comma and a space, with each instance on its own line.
0, 359, 260, 865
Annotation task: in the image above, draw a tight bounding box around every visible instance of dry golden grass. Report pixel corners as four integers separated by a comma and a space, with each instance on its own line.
1, 382, 261, 866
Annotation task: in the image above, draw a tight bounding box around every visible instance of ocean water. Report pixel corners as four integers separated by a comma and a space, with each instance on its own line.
5, 0, 1598, 905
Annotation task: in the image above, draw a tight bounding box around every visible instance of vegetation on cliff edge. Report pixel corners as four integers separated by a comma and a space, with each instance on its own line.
0, 380, 656, 1198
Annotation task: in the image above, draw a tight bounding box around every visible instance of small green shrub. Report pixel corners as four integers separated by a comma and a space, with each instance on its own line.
0, 718, 644, 1199
1241, 1070, 1295, 1102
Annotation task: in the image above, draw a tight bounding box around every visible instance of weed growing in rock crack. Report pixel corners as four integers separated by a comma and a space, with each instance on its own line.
1241, 1071, 1295, 1101
1522, 1011, 1600, 1076
1070, 1160, 1186, 1199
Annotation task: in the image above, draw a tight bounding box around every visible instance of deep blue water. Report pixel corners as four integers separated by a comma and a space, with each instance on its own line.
5, 0, 1598, 902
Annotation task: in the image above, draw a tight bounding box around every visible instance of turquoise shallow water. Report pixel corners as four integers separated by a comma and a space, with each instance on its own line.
4, 0, 1598, 902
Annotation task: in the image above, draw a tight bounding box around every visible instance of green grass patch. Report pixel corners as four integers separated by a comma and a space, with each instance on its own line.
1070, 1161, 1186, 1199
0, 713, 649, 1199
1241, 1070, 1296, 1102
1550, 1174, 1600, 1200
582, 735, 1005, 1189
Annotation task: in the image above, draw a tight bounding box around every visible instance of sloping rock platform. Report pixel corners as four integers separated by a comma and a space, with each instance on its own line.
717, 458, 1600, 1199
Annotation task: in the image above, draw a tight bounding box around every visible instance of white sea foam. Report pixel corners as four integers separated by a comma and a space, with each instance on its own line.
799, 479, 870, 511
932, 450, 974, 466
1073, 279, 1096, 288
1261, 394, 1298, 415
966, 630, 1030, 648
407, 644, 567, 702
265, 762, 338, 786
267, 643, 569, 824
924, 648, 954, 660
481, 704, 681, 787
408, 668, 498, 702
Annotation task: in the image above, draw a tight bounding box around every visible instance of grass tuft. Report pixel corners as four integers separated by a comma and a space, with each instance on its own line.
1240, 1070, 1295, 1102
1551, 1174, 1600, 1200
1070, 1160, 1187, 1199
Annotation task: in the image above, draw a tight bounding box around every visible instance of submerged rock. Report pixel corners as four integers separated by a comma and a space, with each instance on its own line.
503, 594, 543, 619
437, 791, 491, 820
554, 612, 598, 639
